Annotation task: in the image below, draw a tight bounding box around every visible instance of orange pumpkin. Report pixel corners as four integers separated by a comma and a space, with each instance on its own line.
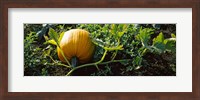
57, 29, 95, 66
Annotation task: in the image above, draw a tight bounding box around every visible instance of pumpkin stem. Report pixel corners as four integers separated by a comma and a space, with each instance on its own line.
71, 56, 78, 67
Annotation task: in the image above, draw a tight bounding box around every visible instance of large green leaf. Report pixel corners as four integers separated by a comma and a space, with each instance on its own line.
152, 32, 176, 53
48, 28, 59, 46
45, 31, 64, 46
152, 32, 165, 53
136, 28, 154, 47
152, 43, 165, 54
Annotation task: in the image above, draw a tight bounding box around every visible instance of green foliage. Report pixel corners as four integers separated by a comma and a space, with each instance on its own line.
136, 27, 154, 47
48, 28, 59, 46
152, 32, 176, 54
24, 24, 176, 76
24, 32, 46, 75
152, 32, 166, 53
24, 26, 70, 76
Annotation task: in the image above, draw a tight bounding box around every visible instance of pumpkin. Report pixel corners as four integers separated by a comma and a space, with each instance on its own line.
57, 29, 95, 67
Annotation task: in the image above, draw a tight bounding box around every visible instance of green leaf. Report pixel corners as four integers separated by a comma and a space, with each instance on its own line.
47, 39, 57, 45
164, 39, 176, 52
152, 44, 165, 54
58, 24, 64, 29
117, 24, 127, 38
123, 24, 128, 31
48, 28, 59, 46
110, 24, 117, 34
152, 32, 165, 53
171, 33, 176, 38
134, 56, 142, 66
58, 31, 65, 43
93, 38, 107, 48
136, 28, 154, 47
152, 32, 176, 53
153, 32, 164, 43
118, 32, 124, 38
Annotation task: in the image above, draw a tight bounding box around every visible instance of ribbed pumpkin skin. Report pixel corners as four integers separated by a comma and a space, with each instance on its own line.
57, 29, 95, 63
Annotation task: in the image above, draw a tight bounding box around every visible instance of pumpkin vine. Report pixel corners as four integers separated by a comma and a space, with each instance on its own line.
47, 28, 130, 76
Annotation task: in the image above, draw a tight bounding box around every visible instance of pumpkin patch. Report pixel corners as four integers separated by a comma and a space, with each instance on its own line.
24, 24, 176, 76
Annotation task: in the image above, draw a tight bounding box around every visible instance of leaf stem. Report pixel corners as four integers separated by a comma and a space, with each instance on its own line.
46, 63, 71, 68
95, 50, 107, 64
57, 63, 71, 68
66, 59, 130, 76
66, 50, 107, 76
48, 55, 56, 63
57, 46, 71, 67
47, 52, 71, 68
95, 64, 100, 70
111, 50, 118, 60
